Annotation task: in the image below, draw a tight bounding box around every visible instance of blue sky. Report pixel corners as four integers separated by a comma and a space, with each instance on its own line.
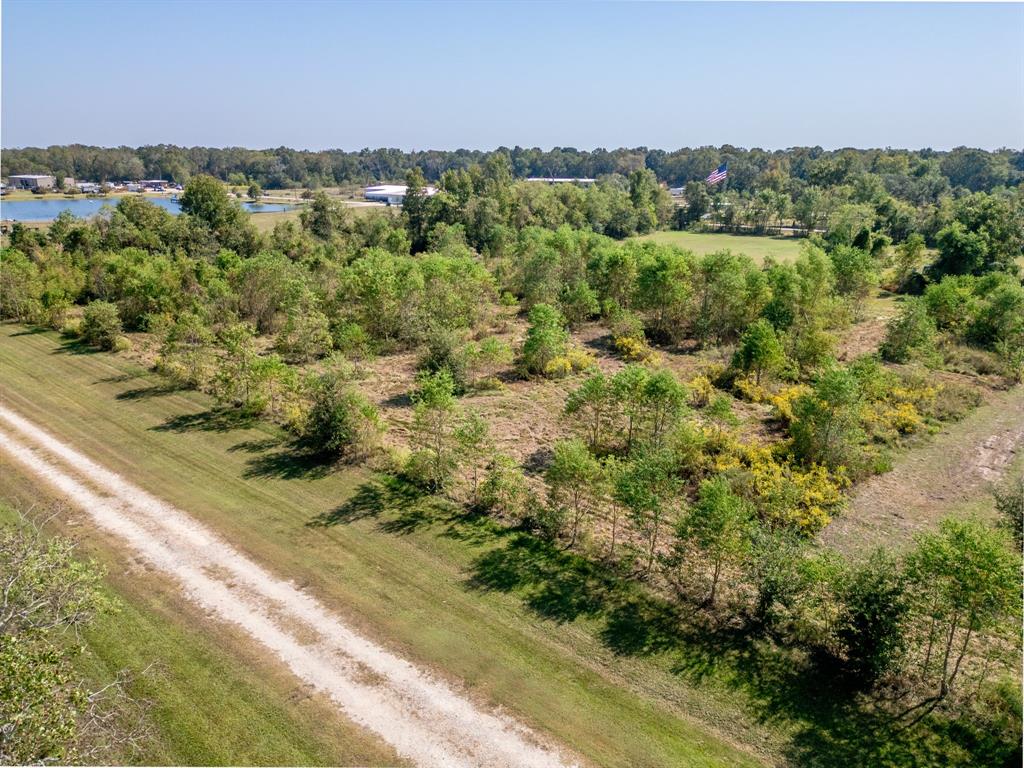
2, 1, 1021, 151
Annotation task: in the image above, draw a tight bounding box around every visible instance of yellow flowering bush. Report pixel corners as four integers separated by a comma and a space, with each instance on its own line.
688, 374, 714, 407
770, 384, 812, 424
613, 334, 661, 365
733, 375, 771, 404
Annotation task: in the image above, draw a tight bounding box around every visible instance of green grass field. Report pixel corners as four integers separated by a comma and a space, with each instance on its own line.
637, 231, 805, 264
0, 326, 769, 768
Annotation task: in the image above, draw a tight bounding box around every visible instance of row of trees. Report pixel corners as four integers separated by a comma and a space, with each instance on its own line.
4, 144, 1021, 194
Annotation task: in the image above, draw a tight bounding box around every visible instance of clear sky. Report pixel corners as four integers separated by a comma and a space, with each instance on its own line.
2, 1, 1022, 151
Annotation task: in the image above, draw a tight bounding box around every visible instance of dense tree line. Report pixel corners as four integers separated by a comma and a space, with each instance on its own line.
4, 144, 1022, 196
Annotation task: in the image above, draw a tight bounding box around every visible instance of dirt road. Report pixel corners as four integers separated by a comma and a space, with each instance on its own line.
0, 404, 575, 768
820, 385, 1024, 555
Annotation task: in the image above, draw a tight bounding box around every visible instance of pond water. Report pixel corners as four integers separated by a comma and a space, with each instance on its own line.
0, 196, 295, 221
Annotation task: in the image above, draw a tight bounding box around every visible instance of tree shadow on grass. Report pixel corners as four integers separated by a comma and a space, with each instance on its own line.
468, 533, 613, 624
52, 337, 99, 356
116, 383, 184, 401
10, 326, 49, 337
153, 408, 259, 434
310, 475, 438, 530
462, 527, 1001, 767
241, 446, 338, 481
301, 475, 1015, 766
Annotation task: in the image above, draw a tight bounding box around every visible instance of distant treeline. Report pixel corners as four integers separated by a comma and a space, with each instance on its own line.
3, 144, 1022, 195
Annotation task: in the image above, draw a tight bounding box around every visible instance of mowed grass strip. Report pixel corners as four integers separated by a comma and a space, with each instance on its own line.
0, 495, 403, 767
636, 231, 804, 264
0, 326, 768, 768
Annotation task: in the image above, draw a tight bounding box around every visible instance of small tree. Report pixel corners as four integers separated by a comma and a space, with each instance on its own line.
879, 297, 939, 365
732, 319, 785, 385
993, 475, 1023, 550
565, 372, 616, 452
790, 367, 864, 471
478, 454, 532, 523
545, 439, 603, 548
675, 476, 754, 607
80, 301, 122, 351
835, 548, 909, 684
521, 303, 568, 376
408, 370, 461, 489
454, 411, 491, 503
247, 182, 263, 202
905, 517, 1020, 711
614, 450, 681, 577
611, 364, 650, 454
893, 233, 925, 288
301, 370, 383, 460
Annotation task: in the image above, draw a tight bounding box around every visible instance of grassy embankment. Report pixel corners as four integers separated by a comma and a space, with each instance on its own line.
0, 326, 768, 768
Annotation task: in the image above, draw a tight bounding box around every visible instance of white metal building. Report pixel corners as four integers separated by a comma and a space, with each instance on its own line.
9, 174, 56, 190
363, 184, 438, 205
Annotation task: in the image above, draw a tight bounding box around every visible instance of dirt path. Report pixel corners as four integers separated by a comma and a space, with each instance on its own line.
0, 404, 575, 768
820, 386, 1024, 555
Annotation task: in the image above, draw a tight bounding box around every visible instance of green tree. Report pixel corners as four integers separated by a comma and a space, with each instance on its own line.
546, 439, 604, 548
675, 476, 754, 606
879, 297, 939, 365
409, 369, 461, 489
790, 367, 865, 471
521, 303, 569, 376
905, 518, 1020, 709
732, 319, 786, 385
1, 517, 146, 764
614, 450, 681, 577
454, 411, 491, 503
80, 300, 122, 351
301, 369, 383, 460
247, 182, 262, 202
403, 167, 431, 252
993, 475, 1024, 553
565, 372, 616, 452
893, 233, 926, 287
835, 549, 909, 684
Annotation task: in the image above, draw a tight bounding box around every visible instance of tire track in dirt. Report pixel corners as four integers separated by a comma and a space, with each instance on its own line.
0, 404, 575, 768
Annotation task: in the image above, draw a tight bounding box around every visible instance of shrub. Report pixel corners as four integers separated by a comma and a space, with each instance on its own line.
879, 298, 939, 365
733, 319, 786, 385
478, 454, 533, 521
300, 371, 383, 460
835, 549, 909, 684
332, 321, 374, 360
80, 300, 122, 350
688, 374, 714, 408
521, 303, 569, 376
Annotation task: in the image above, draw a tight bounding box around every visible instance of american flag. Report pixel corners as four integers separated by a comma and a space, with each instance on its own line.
705, 163, 728, 185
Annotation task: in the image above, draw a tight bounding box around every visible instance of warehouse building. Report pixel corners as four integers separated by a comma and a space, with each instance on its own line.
9, 174, 56, 190
363, 184, 437, 205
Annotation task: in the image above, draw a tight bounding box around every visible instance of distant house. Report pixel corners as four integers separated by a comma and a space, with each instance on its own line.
9, 174, 56, 190
139, 179, 167, 191
363, 184, 438, 205
524, 177, 597, 185
79, 182, 101, 194
125, 182, 141, 192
